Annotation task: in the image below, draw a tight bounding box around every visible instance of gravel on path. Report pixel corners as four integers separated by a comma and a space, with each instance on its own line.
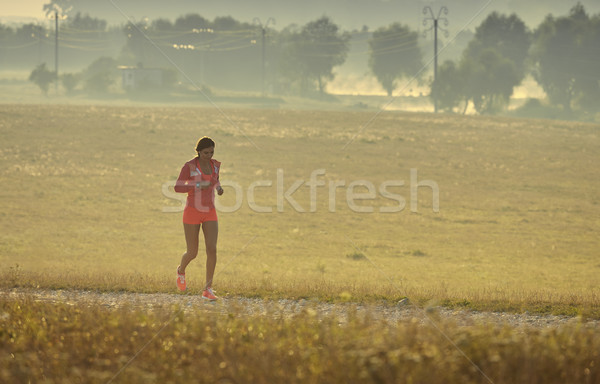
2, 288, 596, 330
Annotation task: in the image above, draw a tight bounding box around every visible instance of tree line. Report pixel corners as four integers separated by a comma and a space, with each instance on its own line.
5, 2, 599, 117
434, 3, 599, 118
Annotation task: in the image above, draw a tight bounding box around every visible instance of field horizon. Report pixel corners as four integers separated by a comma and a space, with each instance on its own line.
3, 69, 597, 123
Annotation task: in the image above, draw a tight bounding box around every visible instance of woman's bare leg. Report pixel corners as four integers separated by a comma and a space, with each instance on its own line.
179, 223, 201, 274
201, 220, 218, 289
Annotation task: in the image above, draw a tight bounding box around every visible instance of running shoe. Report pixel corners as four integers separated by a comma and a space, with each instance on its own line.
202, 287, 218, 301
176, 266, 186, 291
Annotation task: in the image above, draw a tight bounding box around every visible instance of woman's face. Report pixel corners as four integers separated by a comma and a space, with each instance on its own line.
198, 146, 214, 161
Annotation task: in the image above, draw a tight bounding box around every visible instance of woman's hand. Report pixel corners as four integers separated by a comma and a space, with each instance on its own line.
216, 186, 224, 195
195, 181, 211, 189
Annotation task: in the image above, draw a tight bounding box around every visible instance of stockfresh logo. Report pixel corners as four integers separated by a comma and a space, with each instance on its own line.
162, 168, 439, 214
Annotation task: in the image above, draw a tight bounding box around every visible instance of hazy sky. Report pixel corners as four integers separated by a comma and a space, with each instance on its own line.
3, 0, 600, 31
3, 0, 47, 19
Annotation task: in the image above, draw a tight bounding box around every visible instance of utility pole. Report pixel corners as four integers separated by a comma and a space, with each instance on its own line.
253, 17, 275, 95
50, 10, 67, 94
54, 11, 59, 93
190, 28, 214, 86
45, 4, 68, 95
423, 6, 449, 113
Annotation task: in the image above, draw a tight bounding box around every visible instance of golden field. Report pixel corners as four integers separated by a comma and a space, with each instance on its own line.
1, 104, 598, 314
1, 103, 599, 383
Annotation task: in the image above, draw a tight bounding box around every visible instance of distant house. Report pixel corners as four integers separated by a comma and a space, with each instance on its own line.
119, 66, 163, 90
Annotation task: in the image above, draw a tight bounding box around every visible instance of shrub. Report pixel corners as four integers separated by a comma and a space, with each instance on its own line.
61, 73, 80, 94
28, 63, 56, 95
83, 57, 119, 94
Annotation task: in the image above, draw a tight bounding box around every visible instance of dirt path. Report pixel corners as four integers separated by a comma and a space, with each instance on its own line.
2, 288, 596, 329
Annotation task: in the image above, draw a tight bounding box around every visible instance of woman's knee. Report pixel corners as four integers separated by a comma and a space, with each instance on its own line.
205, 244, 217, 255
186, 248, 199, 259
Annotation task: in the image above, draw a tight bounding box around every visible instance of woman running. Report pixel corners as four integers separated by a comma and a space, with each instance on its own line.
174, 136, 224, 300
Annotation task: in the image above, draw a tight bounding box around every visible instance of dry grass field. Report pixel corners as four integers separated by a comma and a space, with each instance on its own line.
0, 103, 599, 382
2, 294, 599, 384
1, 104, 598, 313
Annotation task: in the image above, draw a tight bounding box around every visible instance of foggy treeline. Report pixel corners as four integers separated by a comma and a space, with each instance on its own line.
2, 3, 599, 118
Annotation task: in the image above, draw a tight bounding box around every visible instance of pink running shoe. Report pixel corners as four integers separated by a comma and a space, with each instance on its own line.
176, 266, 186, 291
202, 287, 218, 301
